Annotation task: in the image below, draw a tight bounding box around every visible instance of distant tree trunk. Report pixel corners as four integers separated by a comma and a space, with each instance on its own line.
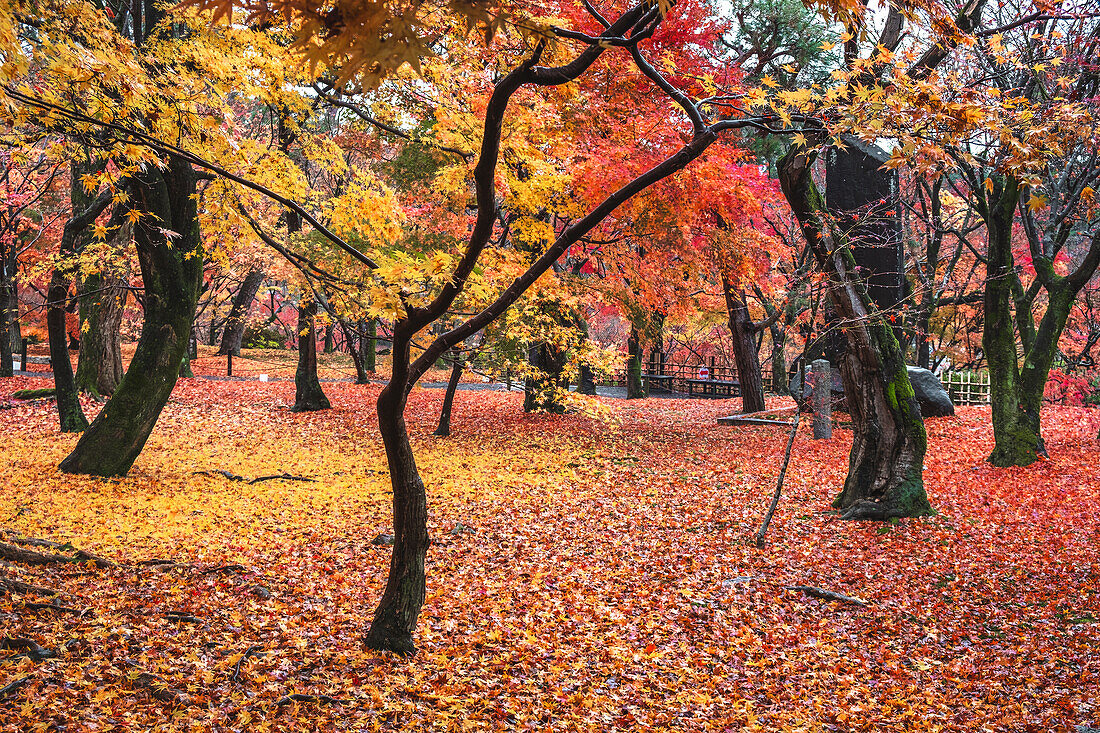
723, 282, 767, 413
363, 318, 377, 373
433, 348, 463, 436
217, 268, 264, 356
769, 325, 789, 395
0, 261, 13, 379
292, 298, 330, 412
780, 147, 931, 520
323, 322, 335, 353
47, 269, 87, 432
523, 341, 569, 413
60, 156, 203, 476
75, 245, 128, 399
626, 327, 644, 399
341, 319, 370, 384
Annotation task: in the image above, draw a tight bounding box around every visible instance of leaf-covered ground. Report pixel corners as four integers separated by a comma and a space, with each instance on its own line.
2, 374, 1099, 732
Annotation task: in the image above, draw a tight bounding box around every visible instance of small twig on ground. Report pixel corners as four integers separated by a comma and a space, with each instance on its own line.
231, 645, 262, 682
164, 611, 204, 624
123, 661, 190, 704
755, 413, 801, 548
786, 585, 869, 606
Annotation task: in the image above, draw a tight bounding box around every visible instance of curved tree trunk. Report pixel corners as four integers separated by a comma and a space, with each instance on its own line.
365, 329, 428, 655
433, 348, 463, 436
780, 148, 931, 520
217, 268, 264, 356
60, 157, 203, 476
292, 298, 330, 412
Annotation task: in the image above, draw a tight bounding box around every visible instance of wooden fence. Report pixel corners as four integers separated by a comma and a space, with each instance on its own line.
939, 370, 991, 405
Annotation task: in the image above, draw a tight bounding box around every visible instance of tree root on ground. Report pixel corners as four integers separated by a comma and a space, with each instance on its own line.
0, 539, 113, 568
786, 585, 869, 606
193, 470, 316, 484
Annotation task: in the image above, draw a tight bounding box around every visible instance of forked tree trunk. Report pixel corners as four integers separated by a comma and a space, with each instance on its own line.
433, 348, 463, 436
292, 299, 330, 412
366, 331, 428, 655
724, 284, 766, 413
780, 148, 931, 520
626, 327, 644, 399
217, 268, 264, 356
48, 167, 113, 432
981, 177, 1100, 466
75, 258, 128, 398
60, 157, 203, 476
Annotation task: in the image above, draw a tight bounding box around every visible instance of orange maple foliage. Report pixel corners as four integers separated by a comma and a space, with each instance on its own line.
1, 374, 1098, 730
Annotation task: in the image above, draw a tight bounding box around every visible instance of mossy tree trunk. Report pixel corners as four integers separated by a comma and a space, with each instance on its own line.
217, 268, 264, 356
59, 157, 203, 475
780, 147, 931, 520
75, 220, 129, 398
979, 174, 1100, 466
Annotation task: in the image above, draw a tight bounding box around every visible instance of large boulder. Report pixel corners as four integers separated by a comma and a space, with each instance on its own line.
906, 366, 955, 417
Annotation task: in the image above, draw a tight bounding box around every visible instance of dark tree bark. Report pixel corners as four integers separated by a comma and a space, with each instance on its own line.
217, 268, 264, 356
723, 283, 767, 413
0, 260, 13, 378
362, 318, 377, 373
59, 156, 203, 475
780, 147, 931, 520
523, 341, 569, 413
323, 322, 334, 353
292, 298, 330, 412
365, 327, 428, 657
340, 319, 371, 384
626, 326, 645, 399
433, 348, 463, 436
